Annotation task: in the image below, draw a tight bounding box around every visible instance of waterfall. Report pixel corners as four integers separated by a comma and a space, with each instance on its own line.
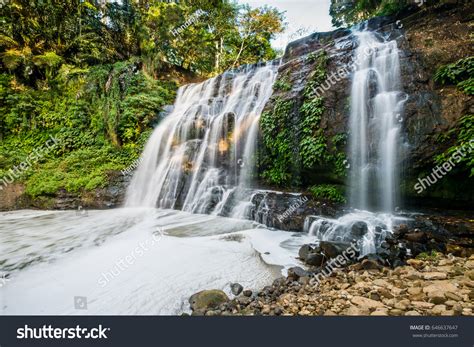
348, 30, 407, 212
304, 29, 407, 256
125, 62, 278, 213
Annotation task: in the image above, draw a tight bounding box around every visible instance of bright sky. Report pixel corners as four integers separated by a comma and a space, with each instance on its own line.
238, 0, 335, 50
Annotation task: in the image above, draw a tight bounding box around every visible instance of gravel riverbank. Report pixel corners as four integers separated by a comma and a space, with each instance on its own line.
189, 253, 474, 316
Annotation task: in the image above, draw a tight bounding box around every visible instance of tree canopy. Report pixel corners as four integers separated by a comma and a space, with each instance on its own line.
0, 0, 286, 85
0, 0, 285, 196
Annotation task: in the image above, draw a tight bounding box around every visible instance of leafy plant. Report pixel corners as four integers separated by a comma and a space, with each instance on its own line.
260, 98, 295, 186
273, 77, 292, 91
434, 57, 474, 95
309, 184, 346, 203
435, 114, 474, 177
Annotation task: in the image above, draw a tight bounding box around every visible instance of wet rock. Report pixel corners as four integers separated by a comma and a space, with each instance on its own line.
405, 231, 427, 243
230, 283, 243, 296
237, 296, 251, 305
351, 221, 368, 237
189, 290, 229, 312
305, 252, 326, 266
242, 289, 253, 297
319, 241, 351, 259
298, 244, 313, 260
287, 266, 311, 281
395, 224, 409, 236
359, 259, 382, 271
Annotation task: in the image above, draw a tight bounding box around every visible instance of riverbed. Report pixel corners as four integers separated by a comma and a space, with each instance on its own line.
0, 208, 307, 315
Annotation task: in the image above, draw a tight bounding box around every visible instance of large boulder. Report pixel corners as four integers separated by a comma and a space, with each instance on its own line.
319, 241, 351, 259
189, 290, 229, 312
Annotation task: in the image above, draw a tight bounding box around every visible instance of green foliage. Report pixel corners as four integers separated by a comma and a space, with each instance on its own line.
416, 250, 440, 260
299, 51, 332, 170
299, 97, 326, 168
273, 76, 292, 91
260, 49, 347, 188
260, 98, 295, 186
434, 57, 473, 85
0, 62, 174, 196
329, 0, 409, 27
309, 184, 346, 203
303, 51, 328, 98
457, 78, 474, 95
24, 145, 135, 197
435, 114, 474, 177
434, 57, 474, 95
0, 0, 286, 197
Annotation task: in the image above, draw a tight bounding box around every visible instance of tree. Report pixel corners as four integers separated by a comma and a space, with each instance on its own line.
329, 0, 409, 27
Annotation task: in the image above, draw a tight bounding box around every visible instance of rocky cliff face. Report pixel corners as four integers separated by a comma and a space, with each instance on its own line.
258, 2, 473, 207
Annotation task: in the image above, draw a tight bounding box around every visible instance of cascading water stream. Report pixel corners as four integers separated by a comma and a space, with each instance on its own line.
349, 30, 406, 212
125, 62, 278, 214
305, 29, 407, 255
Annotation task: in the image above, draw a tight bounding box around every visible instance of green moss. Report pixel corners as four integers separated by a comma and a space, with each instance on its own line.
309, 184, 346, 203
416, 250, 440, 260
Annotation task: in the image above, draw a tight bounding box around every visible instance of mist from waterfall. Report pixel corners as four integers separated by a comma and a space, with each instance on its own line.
125, 62, 278, 214
348, 30, 406, 212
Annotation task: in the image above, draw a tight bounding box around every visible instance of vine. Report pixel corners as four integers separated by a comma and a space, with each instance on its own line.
260, 97, 295, 185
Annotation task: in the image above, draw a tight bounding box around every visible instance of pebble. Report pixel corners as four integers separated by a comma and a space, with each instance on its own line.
192, 253, 473, 317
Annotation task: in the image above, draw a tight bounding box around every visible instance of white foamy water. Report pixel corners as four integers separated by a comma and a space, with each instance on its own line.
125, 62, 278, 216
0, 209, 302, 315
